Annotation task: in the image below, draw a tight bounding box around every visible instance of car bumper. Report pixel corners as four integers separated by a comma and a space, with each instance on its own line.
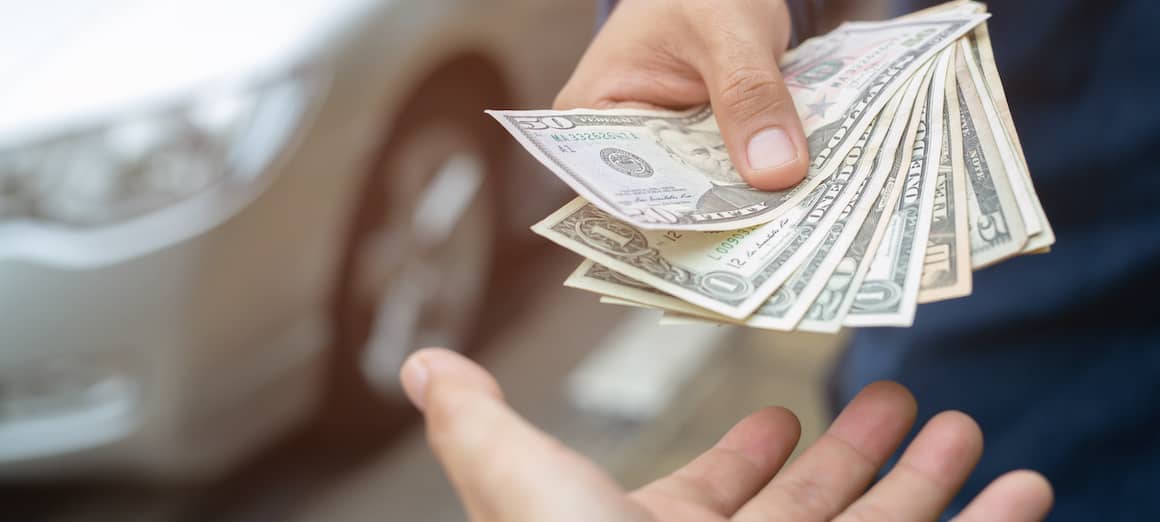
0, 240, 330, 481
0, 157, 360, 480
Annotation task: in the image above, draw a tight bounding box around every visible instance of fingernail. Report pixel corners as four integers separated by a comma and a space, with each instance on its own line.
747, 127, 798, 171
400, 354, 431, 411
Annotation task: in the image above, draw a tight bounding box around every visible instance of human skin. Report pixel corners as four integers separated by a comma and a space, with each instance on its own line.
400, 347, 1054, 521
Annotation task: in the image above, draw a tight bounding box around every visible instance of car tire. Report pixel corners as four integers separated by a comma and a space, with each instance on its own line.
321, 55, 511, 447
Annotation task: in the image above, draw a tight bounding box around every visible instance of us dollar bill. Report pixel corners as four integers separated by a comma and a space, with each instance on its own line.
954, 48, 1028, 268
918, 60, 973, 303
564, 260, 714, 318
961, 25, 1056, 252
959, 37, 1038, 237
845, 49, 952, 327
657, 313, 721, 327
560, 68, 926, 331
741, 83, 918, 329
566, 104, 902, 330
793, 68, 939, 333
585, 67, 930, 331
925, 3, 1047, 249
535, 95, 907, 319
661, 82, 922, 331
539, 5, 1054, 334
599, 296, 656, 310
796, 165, 908, 333
490, 12, 988, 231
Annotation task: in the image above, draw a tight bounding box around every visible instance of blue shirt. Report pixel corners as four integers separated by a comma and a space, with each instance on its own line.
837, 1, 1160, 520
599, 1, 1160, 519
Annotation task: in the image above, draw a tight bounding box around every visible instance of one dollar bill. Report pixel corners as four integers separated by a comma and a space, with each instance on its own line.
845, 49, 952, 327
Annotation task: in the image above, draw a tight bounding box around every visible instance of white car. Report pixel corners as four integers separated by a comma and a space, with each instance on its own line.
0, 0, 590, 480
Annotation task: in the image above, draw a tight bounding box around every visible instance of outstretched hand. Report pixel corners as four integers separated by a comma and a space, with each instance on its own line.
400, 348, 1053, 521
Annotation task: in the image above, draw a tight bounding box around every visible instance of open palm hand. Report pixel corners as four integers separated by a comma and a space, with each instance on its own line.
400, 348, 1053, 522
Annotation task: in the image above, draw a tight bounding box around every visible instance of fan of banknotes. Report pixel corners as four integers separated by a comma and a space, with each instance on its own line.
487, 1, 1054, 333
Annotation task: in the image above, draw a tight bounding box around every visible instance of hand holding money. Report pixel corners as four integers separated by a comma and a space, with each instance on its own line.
490, 1, 1056, 332
555, 0, 810, 192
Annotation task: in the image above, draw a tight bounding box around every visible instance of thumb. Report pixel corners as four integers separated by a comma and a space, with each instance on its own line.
695, 26, 809, 190
400, 348, 640, 522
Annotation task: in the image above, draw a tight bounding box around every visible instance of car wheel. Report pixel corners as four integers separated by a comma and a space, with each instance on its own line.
325, 56, 509, 442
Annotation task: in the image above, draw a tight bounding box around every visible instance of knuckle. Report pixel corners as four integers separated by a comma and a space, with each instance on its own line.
717, 66, 789, 120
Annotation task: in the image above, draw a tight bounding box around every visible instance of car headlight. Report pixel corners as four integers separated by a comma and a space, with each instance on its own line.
0, 73, 318, 228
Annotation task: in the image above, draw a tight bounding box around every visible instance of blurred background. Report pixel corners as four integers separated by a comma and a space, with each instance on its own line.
0, 0, 876, 520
